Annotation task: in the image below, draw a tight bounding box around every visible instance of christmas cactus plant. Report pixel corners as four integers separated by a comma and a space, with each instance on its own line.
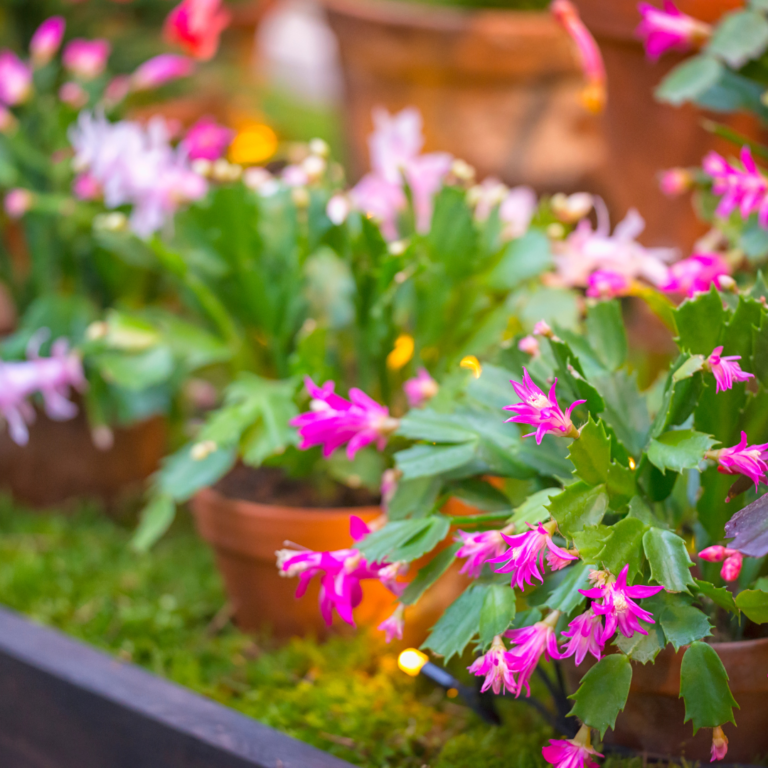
278, 284, 768, 763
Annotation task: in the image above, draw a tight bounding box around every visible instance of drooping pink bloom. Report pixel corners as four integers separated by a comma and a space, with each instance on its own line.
504, 369, 584, 444
704, 147, 768, 227
63, 39, 110, 80
518, 335, 540, 357
636, 2, 712, 60
711, 432, 768, 490
4, 189, 33, 219
580, 564, 663, 642
30, 17, 66, 67
490, 523, 578, 591
586, 270, 631, 299
711, 727, 729, 762
551, 0, 606, 114
455, 530, 508, 578
659, 167, 692, 197
706, 346, 753, 393
660, 253, 731, 297
543, 727, 603, 768
163, 0, 231, 61
0, 51, 32, 105
504, 617, 561, 697
378, 604, 405, 643
468, 636, 517, 695
557, 608, 604, 666
720, 552, 743, 582
131, 54, 195, 91
403, 368, 439, 408
181, 117, 234, 161
59, 81, 88, 109
290, 377, 399, 460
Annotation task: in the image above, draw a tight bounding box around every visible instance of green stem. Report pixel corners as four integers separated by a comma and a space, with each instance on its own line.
444, 510, 512, 524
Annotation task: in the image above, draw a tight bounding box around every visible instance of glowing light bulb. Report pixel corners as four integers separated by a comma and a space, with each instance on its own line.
398, 648, 428, 677
460, 355, 482, 378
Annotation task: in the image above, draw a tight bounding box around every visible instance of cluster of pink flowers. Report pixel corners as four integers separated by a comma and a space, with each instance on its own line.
0, 336, 86, 446
69, 111, 207, 237
504, 369, 584, 444
699, 545, 744, 583
290, 377, 399, 460
636, 1, 712, 60
164, 0, 231, 62
277, 516, 406, 627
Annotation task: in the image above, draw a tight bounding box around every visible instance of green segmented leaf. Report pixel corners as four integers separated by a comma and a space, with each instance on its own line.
478, 584, 517, 646
647, 430, 717, 475
680, 642, 739, 733
643, 528, 696, 593
569, 654, 632, 737
422, 584, 487, 661
400, 544, 460, 606
547, 482, 608, 538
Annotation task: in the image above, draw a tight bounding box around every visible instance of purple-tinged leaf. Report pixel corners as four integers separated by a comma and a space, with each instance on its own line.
724, 492, 768, 557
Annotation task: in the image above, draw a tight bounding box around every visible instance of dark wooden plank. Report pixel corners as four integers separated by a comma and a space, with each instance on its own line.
0, 606, 357, 768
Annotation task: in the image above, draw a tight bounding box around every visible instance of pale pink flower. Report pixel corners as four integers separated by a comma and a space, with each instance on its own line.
543, 726, 603, 768
580, 564, 662, 642
504, 617, 561, 697
586, 269, 631, 299
660, 253, 731, 297
378, 604, 405, 643
504, 369, 584, 444
163, 0, 231, 61
500, 186, 537, 239
704, 146, 768, 226
326, 193, 351, 225
710, 432, 768, 489
290, 377, 399, 460
518, 335, 540, 357
63, 39, 110, 80
181, 117, 233, 161
533, 320, 553, 337
4, 189, 33, 219
349, 174, 404, 240
711, 727, 729, 762
637, 1, 711, 60
706, 346, 753, 393
406, 151, 453, 233
455, 530, 508, 578
368, 106, 424, 184
468, 636, 517, 695
132, 54, 195, 91
490, 523, 578, 591
659, 167, 692, 197
557, 608, 604, 666
380, 468, 400, 511
104, 75, 131, 107
30, 17, 66, 67
403, 368, 438, 408
0, 51, 32, 105
470, 178, 507, 222
59, 81, 88, 109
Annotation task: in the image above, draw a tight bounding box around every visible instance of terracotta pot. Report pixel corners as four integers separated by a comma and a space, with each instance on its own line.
0, 409, 166, 509
574, 0, 757, 250
323, 0, 605, 190
564, 638, 768, 762
192, 484, 471, 642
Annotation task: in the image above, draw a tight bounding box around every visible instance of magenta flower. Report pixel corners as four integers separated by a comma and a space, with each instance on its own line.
504, 369, 584, 444
706, 346, 753, 393
63, 39, 110, 80
132, 54, 195, 91
378, 604, 405, 643
468, 636, 517, 696
181, 117, 234, 161
504, 616, 561, 697
711, 727, 729, 762
30, 17, 66, 67
490, 522, 578, 591
543, 726, 603, 768
455, 529, 508, 578
704, 146, 768, 226
586, 270, 631, 299
698, 545, 728, 563
0, 51, 32, 105
163, 0, 231, 62
290, 377, 399, 460
660, 253, 730, 297
659, 168, 692, 197
4, 189, 33, 219
557, 608, 604, 666
403, 368, 439, 409
636, 2, 711, 60
72, 173, 100, 201
710, 432, 768, 490
580, 564, 663, 642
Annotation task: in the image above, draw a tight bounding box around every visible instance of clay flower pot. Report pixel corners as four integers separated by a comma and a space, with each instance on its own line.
565, 637, 768, 762
323, 0, 604, 191
193, 479, 471, 642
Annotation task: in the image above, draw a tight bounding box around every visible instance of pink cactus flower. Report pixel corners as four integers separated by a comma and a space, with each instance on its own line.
104, 75, 131, 107
704, 146, 768, 226
706, 346, 753, 393
72, 173, 101, 201
504, 614, 561, 697
504, 369, 584, 444
468, 636, 517, 695
59, 81, 88, 109
660, 252, 731, 297
709, 432, 768, 490
659, 168, 692, 197
4, 189, 33, 219
637, 2, 712, 60
711, 727, 729, 762
580, 564, 663, 642
557, 608, 604, 666
30, 17, 66, 67
500, 186, 538, 239
326, 193, 351, 225
349, 173, 405, 241
534, 320, 553, 337
403, 368, 439, 408
490, 522, 578, 591
551, 0, 606, 114
0, 51, 32, 105
518, 335, 540, 357
720, 552, 743, 582
698, 545, 729, 563
163, 0, 231, 61
586, 270, 631, 299
543, 726, 603, 768
132, 54, 195, 91
63, 39, 110, 80
455, 529, 509, 578
181, 117, 234, 161
378, 604, 405, 643
290, 377, 399, 460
